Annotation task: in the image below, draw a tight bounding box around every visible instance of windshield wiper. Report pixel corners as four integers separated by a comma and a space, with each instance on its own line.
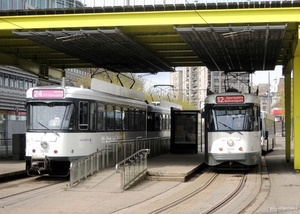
36, 121, 60, 137
218, 121, 243, 135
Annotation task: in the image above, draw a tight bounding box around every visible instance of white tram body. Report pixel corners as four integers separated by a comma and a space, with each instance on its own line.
25, 79, 149, 175
260, 111, 276, 154
204, 92, 261, 167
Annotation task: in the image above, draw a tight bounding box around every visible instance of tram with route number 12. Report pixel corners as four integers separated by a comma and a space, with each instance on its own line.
204, 91, 261, 167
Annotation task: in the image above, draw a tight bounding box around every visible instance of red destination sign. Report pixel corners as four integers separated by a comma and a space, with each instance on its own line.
216, 95, 244, 104
32, 89, 64, 99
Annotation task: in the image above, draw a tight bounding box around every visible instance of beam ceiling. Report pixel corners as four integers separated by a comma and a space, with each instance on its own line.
0, 3, 298, 78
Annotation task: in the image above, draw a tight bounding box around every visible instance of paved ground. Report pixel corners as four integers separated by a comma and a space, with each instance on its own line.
254, 137, 300, 213
1, 136, 300, 213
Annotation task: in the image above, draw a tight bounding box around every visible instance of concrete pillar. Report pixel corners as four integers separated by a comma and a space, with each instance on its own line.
283, 62, 292, 163
293, 58, 300, 171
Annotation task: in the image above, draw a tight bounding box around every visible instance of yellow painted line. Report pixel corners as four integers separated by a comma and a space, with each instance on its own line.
1, 8, 300, 30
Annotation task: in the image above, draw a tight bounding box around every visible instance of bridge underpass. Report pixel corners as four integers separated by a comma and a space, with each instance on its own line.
0, 1, 299, 170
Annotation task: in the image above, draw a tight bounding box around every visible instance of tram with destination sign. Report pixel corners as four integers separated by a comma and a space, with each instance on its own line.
203, 91, 261, 167
25, 78, 179, 176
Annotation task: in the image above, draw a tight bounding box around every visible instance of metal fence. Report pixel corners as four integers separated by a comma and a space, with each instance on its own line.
69, 137, 170, 187
1, 0, 296, 11
76, 0, 297, 7
69, 148, 110, 186
116, 149, 150, 190
0, 139, 12, 159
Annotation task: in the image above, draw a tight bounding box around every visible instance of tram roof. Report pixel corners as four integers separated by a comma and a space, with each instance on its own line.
0, 2, 298, 79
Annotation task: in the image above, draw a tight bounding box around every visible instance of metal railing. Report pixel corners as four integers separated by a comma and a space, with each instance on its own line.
2, 0, 295, 11
69, 137, 170, 187
0, 139, 12, 159
69, 148, 110, 186
116, 149, 150, 190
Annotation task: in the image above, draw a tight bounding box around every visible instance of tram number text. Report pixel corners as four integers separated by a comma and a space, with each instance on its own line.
227, 147, 234, 153
41, 150, 49, 153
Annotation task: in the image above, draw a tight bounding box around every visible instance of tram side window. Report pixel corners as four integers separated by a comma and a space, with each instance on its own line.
115, 106, 122, 130
162, 114, 166, 130
140, 110, 146, 130
90, 103, 96, 131
97, 103, 105, 131
154, 113, 160, 131
129, 108, 135, 130
135, 109, 141, 130
147, 113, 154, 131
79, 101, 89, 130
123, 107, 129, 130
106, 105, 115, 130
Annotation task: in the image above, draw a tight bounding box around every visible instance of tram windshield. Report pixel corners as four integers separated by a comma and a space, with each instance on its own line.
26, 102, 75, 130
207, 106, 259, 132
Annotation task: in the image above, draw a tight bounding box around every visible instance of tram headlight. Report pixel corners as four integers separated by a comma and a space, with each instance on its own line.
227, 139, 234, 146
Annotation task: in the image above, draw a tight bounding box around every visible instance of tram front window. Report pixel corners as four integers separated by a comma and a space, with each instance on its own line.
209, 106, 255, 131
27, 102, 75, 130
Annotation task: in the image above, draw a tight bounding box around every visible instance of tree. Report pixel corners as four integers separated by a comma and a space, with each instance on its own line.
74, 68, 192, 109
74, 68, 145, 92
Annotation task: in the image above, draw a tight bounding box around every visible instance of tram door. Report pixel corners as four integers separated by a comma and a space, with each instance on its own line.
170, 108, 199, 154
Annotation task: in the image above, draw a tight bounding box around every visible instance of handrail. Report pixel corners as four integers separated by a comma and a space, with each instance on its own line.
115, 149, 150, 190
115, 149, 150, 172
69, 137, 170, 187
69, 148, 110, 186
70, 148, 109, 167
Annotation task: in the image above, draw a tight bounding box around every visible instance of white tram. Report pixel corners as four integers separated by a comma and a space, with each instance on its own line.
25, 78, 149, 176
260, 111, 276, 154
204, 92, 261, 167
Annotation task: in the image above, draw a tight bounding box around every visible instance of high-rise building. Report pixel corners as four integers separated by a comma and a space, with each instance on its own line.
171, 67, 208, 109
209, 71, 251, 94
171, 68, 254, 109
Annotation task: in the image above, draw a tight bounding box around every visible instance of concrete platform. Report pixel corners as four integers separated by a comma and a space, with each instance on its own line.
147, 153, 204, 181
0, 160, 26, 179
0, 152, 204, 182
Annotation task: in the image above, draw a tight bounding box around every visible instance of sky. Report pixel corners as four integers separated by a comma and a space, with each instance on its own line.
140, 65, 284, 92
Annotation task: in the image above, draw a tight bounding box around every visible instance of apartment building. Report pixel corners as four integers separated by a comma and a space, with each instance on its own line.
171, 67, 208, 109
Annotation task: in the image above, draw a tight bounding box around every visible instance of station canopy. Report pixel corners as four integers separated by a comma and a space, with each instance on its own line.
13, 24, 287, 73
1, 3, 294, 75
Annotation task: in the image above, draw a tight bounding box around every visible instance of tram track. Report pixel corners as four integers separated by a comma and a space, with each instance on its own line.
151, 171, 248, 214
0, 176, 68, 208
115, 166, 260, 214
202, 173, 247, 214
150, 172, 219, 214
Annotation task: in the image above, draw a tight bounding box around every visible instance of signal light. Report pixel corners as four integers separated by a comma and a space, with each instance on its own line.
219, 147, 223, 151
239, 147, 243, 151
32, 149, 36, 153
54, 150, 58, 154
